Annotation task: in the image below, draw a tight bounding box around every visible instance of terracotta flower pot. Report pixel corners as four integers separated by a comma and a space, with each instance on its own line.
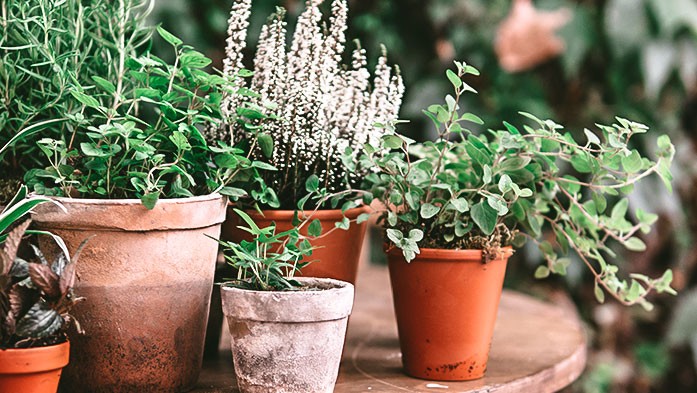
221, 277, 354, 393
387, 247, 512, 381
33, 194, 227, 393
0, 341, 70, 393
221, 206, 370, 284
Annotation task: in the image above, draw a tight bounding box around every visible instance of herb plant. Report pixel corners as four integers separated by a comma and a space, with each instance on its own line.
216, 209, 314, 291
1, 0, 271, 208
212, 0, 404, 210
363, 61, 676, 308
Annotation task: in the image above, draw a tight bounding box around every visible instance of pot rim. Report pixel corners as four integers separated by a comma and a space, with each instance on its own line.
241, 205, 370, 221
45, 192, 223, 206
0, 340, 70, 374
32, 193, 228, 231
220, 276, 352, 295
387, 245, 514, 262
221, 277, 355, 322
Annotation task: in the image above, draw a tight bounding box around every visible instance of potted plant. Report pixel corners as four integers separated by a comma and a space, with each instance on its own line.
218, 209, 354, 393
362, 61, 677, 381
211, 0, 404, 284
0, 188, 83, 393
3, 1, 271, 391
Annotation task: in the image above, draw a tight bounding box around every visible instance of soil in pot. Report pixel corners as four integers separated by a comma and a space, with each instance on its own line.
221, 277, 354, 393
388, 247, 511, 381
33, 194, 227, 393
0, 340, 70, 393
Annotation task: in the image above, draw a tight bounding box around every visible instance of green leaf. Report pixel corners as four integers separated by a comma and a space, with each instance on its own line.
624, 237, 647, 252
140, 192, 160, 210
169, 131, 192, 151
70, 90, 100, 109
594, 282, 605, 303
335, 217, 350, 230
626, 280, 645, 303
465, 142, 490, 166
503, 121, 521, 135
420, 203, 440, 219
408, 229, 424, 242
460, 113, 484, 125
308, 219, 322, 237
80, 143, 109, 157
91, 76, 116, 94
471, 200, 497, 235
180, 50, 212, 68
592, 192, 607, 214
611, 198, 629, 221
157, 25, 183, 47
386, 229, 403, 245
305, 175, 320, 192
534, 266, 550, 279
446, 69, 462, 89
251, 161, 277, 171
357, 213, 371, 224
258, 134, 274, 158
450, 198, 469, 213
219, 187, 247, 199
584, 128, 601, 145
621, 150, 642, 173
570, 153, 592, 173
382, 135, 403, 149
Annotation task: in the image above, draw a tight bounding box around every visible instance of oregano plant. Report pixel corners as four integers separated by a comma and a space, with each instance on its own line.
363, 61, 676, 309
2, 0, 272, 208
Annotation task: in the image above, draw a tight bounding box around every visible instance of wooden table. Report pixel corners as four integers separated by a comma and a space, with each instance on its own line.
195, 264, 587, 393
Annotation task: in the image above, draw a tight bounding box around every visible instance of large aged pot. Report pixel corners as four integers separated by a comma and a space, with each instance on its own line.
33, 194, 227, 393
221, 277, 354, 393
387, 247, 512, 381
0, 340, 70, 393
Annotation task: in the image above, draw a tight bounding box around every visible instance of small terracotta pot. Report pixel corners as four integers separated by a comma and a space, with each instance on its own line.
221, 206, 370, 284
221, 277, 354, 393
0, 341, 70, 393
33, 194, 227, 393
387, 247, 512, 381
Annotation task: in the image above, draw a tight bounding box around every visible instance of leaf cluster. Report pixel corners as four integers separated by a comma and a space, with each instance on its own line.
0, 189, 84, 349
1, 0, 270, 208
216, 209, 315, 292
362, 61, 677, 307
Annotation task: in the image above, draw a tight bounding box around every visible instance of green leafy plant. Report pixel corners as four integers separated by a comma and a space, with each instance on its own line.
0, 189, 84, 349
216, 209, 315, 291
2, 0, 271, 209
363, 61, 677, 308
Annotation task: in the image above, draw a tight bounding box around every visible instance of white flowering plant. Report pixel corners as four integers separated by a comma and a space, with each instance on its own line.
210, 0, 404, 210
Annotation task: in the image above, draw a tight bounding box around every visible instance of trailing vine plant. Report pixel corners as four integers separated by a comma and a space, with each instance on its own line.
363, 61, 676, 309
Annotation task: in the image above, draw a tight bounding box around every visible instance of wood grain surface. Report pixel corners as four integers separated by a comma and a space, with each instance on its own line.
195, 263, 587, 393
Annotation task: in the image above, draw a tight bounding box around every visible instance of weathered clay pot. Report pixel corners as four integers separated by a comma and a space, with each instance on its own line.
221, 206, 369, 284
33, 194, 227, 393
0, 341, 70, 393
388, 247, 512, 381
221, 277, 354, 393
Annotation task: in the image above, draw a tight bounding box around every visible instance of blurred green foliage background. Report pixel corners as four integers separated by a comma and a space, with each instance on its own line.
152, 0, 697, 391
